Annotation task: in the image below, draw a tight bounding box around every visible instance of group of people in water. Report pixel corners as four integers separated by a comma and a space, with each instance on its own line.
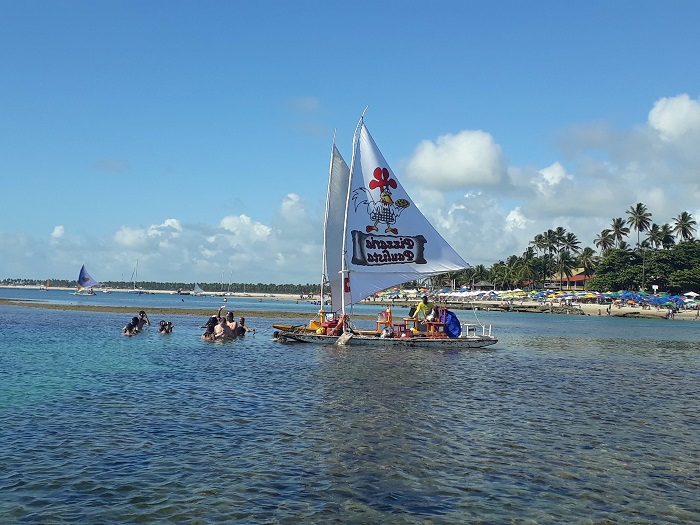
200, 306, 255, 341
122, 310, 155, 336
122, 307, 254, 341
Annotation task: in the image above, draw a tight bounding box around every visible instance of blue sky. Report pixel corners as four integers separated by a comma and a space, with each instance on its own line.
2, 1, 700, 284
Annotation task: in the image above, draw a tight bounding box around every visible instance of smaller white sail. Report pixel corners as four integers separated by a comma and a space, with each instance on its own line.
325, 144, 352, 312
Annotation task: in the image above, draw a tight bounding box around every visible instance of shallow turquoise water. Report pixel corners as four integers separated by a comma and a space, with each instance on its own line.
1, 295, 700, 523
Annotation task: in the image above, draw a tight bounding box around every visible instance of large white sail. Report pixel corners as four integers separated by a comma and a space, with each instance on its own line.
343, 122, 469, 305
325, 144, 352, 312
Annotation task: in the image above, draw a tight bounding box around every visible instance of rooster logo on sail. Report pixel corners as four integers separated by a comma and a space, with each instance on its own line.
350, 165, 426, 267
352, 167, 410, 235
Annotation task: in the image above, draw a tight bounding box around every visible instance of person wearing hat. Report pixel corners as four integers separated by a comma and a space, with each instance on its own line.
136, 310, 150, 331
158, 320, 173, 334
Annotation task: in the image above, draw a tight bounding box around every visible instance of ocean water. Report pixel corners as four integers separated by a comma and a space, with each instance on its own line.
1, 290, 700, 523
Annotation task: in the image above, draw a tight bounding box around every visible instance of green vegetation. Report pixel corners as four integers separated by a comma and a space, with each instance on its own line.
438, 203, 700, 294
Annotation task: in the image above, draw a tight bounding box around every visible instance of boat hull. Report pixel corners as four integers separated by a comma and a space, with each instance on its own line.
273, 330, 497, 349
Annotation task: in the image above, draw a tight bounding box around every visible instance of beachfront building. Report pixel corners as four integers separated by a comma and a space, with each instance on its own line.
546, 268, 594, 291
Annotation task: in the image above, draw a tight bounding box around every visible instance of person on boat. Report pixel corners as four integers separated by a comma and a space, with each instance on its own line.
411, 296, 434, 320
426, 305, 441, 322
136, 310, 150, 331
235, 317, 255, 336
214, 316, 235, 340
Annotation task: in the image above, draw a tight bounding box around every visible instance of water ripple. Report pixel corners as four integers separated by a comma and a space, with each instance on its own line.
1, 306, 700, 522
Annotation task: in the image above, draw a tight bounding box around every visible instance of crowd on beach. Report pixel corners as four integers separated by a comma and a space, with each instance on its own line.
122, 306, 255, 341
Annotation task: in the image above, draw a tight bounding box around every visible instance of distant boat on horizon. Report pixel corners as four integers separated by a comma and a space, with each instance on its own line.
71, 265, 99, 296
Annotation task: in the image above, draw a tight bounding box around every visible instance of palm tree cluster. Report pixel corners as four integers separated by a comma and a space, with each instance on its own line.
439, 203, 699, 293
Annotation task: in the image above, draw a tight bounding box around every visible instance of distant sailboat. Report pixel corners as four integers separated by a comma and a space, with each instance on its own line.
72, 265, 99, 295
192, 283, 205, 296
129, 260, 146, 294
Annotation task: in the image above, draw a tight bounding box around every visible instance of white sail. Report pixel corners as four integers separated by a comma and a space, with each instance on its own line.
325, 144, 352, 312
343, 122, 469, 305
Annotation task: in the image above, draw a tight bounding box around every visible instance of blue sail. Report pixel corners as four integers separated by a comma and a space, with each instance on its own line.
77, 265, 99, 290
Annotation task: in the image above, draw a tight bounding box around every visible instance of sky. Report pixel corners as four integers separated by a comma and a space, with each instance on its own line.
2, 1, 700, 285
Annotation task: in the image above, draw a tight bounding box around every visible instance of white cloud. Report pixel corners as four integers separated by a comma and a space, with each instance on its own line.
220, 214, 272, 247
51, 225, 64, 239
505, 208, 528, 232
405, 130, 507, 191
114, 226, 149, 249
648, 94, 700, 141
532, 162, 574, 197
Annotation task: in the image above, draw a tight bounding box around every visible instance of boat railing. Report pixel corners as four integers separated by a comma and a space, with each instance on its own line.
460, 323, 493, 338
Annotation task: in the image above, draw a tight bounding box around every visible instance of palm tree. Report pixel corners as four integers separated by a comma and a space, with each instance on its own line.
610, 218, 630, 248
519, 247, 539, 289
529, 233, 546, 256
646, 223, 663, 249
542, 229, 561, 282
556, 250, 577, 290
561, 232, 581, 255
458, 267, 476, 289
471, 264, 490, 288
626, 202, 652, 249
660, 224, 676, 249
617, 240, 633, 252
594, 229, 615, 255
576, 247, 598, 291
672, 211, 697, 242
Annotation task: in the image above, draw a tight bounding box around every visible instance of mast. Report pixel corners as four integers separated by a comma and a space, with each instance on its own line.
318, 130, 337, 320
340, 107, 368, 315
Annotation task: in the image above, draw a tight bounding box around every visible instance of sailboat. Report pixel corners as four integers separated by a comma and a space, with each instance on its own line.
192, 283, 205, 296
71, 265, 99, 295
274, 114, 497, 348
128, 260, 151, 294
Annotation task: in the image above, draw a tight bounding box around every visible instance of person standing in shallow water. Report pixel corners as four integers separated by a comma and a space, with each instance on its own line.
136, 310, 150, 331
235, 317, 255, 337
224, 311, 238, 336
